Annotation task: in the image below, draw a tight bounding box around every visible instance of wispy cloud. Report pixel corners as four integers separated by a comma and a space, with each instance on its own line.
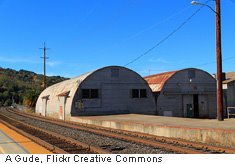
148, 57, 171, 64
0, 56, 40, 64
47, 61, 61, 67
0, 56, 63, 67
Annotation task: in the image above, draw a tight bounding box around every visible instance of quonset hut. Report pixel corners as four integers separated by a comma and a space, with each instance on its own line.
144, 68, 217, 118
36, 66, 156, 120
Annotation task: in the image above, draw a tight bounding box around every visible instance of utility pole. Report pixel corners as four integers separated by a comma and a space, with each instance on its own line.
40, 42, 49, 89
216, 0, 224, 121
191, 0, 224, 121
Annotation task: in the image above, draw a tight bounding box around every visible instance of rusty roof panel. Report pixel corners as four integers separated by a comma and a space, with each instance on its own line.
144, 71, 178, 92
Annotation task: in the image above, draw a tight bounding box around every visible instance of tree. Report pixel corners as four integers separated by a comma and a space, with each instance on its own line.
23, 89, 41, 107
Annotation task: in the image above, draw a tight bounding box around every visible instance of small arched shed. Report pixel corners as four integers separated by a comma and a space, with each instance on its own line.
36, 66, 156, 120
144, 68, 217, 118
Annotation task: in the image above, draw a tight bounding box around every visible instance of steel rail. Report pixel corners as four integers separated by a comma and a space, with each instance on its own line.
11, 108, 235, 154
0, 112, 111, 154
0, 115, 66, 154
6, 109, 216, 154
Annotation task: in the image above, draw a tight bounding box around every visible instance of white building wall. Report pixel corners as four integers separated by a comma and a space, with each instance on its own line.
36, 66, 156, 119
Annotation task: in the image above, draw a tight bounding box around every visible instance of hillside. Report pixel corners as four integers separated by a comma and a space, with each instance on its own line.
0, 67, 68, 107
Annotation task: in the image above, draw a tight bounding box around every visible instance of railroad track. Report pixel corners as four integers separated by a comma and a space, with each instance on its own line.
1, 108, 170, 154
2, 107, 235, 154
0, 112, 110, 154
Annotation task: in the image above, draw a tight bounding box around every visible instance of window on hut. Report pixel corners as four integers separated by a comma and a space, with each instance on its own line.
82, 89, 99, 99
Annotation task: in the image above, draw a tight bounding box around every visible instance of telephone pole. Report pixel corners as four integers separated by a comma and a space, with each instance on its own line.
191, 0, 224, 121
40, 42, 50, 89
215, 0, 223, 121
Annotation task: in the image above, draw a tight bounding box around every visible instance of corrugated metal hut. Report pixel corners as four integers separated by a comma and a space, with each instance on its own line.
223, 72, 235, 107
144, 68, 217, 118
36, 66, 156, 120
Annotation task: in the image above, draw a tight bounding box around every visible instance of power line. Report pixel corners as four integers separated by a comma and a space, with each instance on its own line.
144, 56, 235, 76
192, 56, 235, 67
190, 55, 235, 68
124, 2, 207, 67
125, 5, 192, 41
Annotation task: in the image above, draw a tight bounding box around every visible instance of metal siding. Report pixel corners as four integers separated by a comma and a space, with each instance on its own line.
198, 95, 209, 118
157, 94, 183, 117
73, 67, 156, 115
223, 72, 235, 109
150, 68, 217, 118
227, 83, 235, 107
36, 66, 156, 118
183, 95, 193, 118
208, 95, 217, 118
144, 71, 177, 92
101, 83, 129, 113
36, 71, 93, 120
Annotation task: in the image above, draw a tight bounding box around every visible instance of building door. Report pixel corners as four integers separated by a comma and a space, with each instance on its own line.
186, 104, 193, 118
198, 95, 209, 118
183, 95, 193, 118
58, 97, 65, 120
42, 99, 48, 116
44, 100, 47, 116
193, 94, 199, 118
102, 83, 128, 113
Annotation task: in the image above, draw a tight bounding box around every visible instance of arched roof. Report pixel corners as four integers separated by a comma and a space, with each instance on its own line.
36, 65, 157, 117
38, 65, 148, 100
144, 71, 178, 92
39, 71, 94, 99
144, 68, 215, 92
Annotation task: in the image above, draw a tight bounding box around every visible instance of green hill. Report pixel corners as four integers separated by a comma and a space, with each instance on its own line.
0, 67, 67, 107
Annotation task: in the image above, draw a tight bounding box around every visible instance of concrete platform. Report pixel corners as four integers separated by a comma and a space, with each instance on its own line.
0, 130, 29, 154
0, 123, 52, 154
70, 114, 235, 148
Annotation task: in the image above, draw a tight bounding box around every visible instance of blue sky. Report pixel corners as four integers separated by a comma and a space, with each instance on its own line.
0, 0, 234, 78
